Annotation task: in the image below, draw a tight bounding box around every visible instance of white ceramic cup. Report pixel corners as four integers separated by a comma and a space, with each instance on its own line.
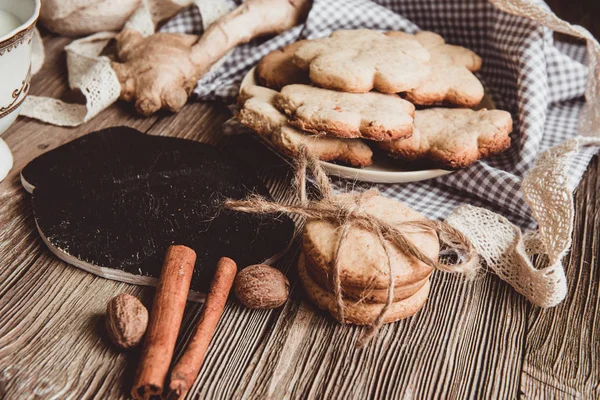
0, 0, 40, 182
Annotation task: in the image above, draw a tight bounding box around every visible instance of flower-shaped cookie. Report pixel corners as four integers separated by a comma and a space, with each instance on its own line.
388, 31, 484, 106
238, 85, 373, 167
274, 84, 415, 141
379, 108, 513, 169
256, 40, 311, 90
294, 29, 431, 93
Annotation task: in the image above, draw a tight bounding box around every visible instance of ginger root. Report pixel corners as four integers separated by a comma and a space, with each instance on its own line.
112, 0, 312, 116
112, 30, 201, 116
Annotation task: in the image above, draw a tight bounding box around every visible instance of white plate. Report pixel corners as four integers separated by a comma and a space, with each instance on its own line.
239, 67, 453, 184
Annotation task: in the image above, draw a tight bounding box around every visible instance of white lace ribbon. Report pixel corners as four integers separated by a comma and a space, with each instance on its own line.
21, 32, 120, 127
447, 136, 600, 307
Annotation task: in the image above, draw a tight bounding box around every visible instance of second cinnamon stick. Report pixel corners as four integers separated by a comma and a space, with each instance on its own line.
131, 245, 196, 400
167, 257, 237, 399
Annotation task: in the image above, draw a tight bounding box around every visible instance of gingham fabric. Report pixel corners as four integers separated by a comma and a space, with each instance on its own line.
161, 0, 597, 230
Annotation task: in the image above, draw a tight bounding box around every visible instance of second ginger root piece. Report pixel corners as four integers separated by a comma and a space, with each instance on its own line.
112, 30, 200, 116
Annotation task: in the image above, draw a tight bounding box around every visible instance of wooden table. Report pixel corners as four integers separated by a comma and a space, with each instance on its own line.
1, 34, 599, 399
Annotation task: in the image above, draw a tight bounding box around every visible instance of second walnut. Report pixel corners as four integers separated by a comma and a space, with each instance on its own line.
234, 264, 290, 309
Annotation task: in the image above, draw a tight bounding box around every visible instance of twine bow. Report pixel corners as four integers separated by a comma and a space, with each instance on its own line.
226, 148, 480, 346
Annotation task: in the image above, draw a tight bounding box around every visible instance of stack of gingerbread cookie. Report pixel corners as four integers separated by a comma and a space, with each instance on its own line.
298, 193, 438, 325
238, 29, 514, 169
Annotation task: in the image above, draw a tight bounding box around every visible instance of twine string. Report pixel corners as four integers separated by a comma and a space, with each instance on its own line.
356, 224, 396, 347
225, 147, 479, 346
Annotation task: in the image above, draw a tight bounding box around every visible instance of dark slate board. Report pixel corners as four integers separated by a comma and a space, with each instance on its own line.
21, 127, 295, 300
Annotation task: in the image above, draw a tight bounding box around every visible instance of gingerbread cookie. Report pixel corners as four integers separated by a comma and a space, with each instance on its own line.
413, 31, 482, 72
298, 254, 430, 325
275, 84, 414, 141
379, 108, 513, 169
293, 29, 431, 93
238, 85, 373, 167
256, 40, 311, 90
387, 31, 484, 106
302, 193, 439, 291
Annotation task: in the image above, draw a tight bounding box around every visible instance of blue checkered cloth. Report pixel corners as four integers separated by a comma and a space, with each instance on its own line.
161, 0, 597, 230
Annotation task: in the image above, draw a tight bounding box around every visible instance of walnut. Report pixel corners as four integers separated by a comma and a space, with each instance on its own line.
105, 293, 148, 349
234, 265, 290, 309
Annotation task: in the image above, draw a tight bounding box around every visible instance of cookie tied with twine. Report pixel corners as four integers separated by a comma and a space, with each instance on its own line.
302, 193, 438, 305
225, 147, 479, 346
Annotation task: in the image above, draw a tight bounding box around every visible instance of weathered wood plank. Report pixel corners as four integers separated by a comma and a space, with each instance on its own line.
521, 156, 600, 399
230, 271, 526, 399
146, 100, 230, 144
0, 187, 147, 400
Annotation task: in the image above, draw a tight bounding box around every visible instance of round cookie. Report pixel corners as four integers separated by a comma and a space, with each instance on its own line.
256, 40, 310, 90
302, 193, 439, 290
298, 253, 430, 325
303, 251, 430, 303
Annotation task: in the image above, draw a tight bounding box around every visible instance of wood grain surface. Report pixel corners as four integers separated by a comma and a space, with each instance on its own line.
0, 34, 599, 400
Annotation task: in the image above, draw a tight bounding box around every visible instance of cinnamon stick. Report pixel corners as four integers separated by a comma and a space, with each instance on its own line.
131, 245, 196, 400
167, 257, 237, 400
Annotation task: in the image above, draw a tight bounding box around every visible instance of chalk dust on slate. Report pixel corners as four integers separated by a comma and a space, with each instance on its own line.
21, 127, 295, 295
